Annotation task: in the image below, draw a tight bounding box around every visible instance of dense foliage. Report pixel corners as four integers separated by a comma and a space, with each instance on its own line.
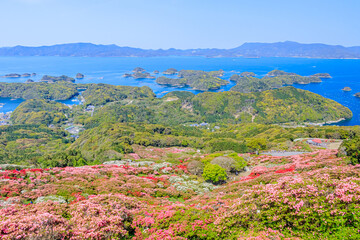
2, 115, 360, 166
0, 82, 157, 105
0, 82, 78, 100
83, 86, 352, 127
202, 163, 227, 183
156, 70, 228, 91
230, 70, 326, 93
341, 137, 360, 165
81, 84, 155, 106
163, 68, 178, 75
40, 75, 75, 83
191, 87, 351, 124
11, 99, 69, 125
0, 124, 69, 165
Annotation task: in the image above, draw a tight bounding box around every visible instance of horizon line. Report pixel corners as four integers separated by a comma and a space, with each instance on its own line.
1, 41, 359, 50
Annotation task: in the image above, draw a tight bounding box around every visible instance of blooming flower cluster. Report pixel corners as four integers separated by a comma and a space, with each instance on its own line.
1, 149, 360, 239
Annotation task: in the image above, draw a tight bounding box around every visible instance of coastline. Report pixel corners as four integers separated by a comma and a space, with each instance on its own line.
309, 118, 346, 126
277, 118, 347, 128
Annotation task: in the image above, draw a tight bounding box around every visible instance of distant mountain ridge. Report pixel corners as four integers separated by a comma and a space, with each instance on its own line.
0, 41, 359, 58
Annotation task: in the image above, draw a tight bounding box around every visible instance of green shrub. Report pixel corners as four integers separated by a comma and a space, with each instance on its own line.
246, 138, 267, 151
206, 139, 248, 153
228, 153, 247, 170
341, 137, 360, 165
202, 163, 227, 184
210, 156, 237, 173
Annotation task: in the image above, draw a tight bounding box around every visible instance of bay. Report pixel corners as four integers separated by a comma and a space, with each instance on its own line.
0, 56, 359, 125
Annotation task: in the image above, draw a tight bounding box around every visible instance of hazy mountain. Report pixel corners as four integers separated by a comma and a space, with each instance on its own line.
229, 41, 360, 58
0, 41, 359, 58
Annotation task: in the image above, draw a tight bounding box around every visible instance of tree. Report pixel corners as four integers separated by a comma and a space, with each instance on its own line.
341, 137, 360, 165
202, 163, 227, 184
246, 138, 267, 152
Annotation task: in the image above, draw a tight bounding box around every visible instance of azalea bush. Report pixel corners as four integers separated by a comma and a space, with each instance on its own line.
1, 149, 360, 239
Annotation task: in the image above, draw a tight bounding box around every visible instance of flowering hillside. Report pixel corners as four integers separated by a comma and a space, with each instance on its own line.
1, 149, 360, 239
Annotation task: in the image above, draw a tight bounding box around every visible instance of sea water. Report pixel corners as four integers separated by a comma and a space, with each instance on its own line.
0, 56, 359, 125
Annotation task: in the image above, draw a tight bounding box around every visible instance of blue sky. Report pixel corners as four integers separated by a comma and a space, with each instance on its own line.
0, 0, 359, 48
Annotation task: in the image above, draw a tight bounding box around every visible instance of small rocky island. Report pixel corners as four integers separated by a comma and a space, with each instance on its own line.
133, 67, 145, 73
40, 75, 75, 83
342, 87, 352, 91
156, 69, 227, 91
122, 67, 156, 79
2, 73, 37, 78
76, 73, 84, 79
163, 68, 178, 75
310, 73, 332, 78
1, 73, 36, 78
240, 72, 256, 77
21, 73, 31, 77
3, 73, 21, 78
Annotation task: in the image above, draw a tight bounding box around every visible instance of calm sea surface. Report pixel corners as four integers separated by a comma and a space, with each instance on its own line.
0, 56, 359, 125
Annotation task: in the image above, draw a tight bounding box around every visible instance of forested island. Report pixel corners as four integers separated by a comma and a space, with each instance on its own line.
40, 75, 75, 83
156, 70, 227, 91
123, 67, 156, 79
163, 68, 178, 75
151, 69, 330, 92
2, 73, 35, 78
0, 69, 331, 96
76, 73, 84, 79
230, 70, 330, 93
